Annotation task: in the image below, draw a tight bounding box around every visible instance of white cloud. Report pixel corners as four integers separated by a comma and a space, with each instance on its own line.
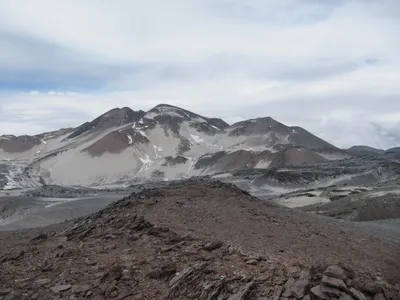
0, 0, 399, 149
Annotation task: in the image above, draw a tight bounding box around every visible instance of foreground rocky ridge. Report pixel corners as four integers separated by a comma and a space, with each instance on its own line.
0, 180, 399, 299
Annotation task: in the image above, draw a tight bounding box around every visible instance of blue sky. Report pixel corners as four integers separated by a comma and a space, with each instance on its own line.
0, 0, 399, 148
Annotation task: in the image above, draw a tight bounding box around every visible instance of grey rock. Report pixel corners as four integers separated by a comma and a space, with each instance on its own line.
35, 278, 51, 286
324, 265, 347, 280
245, 259, 259, 265
322, 275, 348, 291
169, 267, 195, 288
282, 278, 309, 299
349, 288, 367, 300
50, 284, 72, 293
339, 295, 355, 300
71, 285, 91, 293
310, 285, 330, 300
320, 284, 342, 297
227, 281, 255, 300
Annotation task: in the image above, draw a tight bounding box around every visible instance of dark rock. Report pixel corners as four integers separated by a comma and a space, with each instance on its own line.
204, 240, 223, 251
101, 265, 123, 282
361, 280, 382, 294
50, 284, 72, 293
5, 250, 25, 262
0, 289, 11, 296
324, 265, 347, 280
30, 233, 48, 242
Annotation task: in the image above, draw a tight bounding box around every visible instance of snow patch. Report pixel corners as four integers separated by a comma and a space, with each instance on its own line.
210, 124, 220, 131
190, 134, 204, 143
41, 140, 47, 145
139, 155, 152, 172
127, 135, 133, 145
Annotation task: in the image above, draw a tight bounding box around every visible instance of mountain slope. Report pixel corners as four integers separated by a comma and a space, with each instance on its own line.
1, 104, 348, 188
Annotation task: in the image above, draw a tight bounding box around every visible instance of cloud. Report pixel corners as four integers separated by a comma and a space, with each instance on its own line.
0, 0, 399, 149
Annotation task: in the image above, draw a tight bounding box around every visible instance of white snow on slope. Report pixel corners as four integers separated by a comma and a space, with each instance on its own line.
127, 135, 133, 145
190, 134, 204, 143
138, 130, 147, 137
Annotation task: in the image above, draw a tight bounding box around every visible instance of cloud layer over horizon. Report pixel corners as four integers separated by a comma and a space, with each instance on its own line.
0, 0, 399, 149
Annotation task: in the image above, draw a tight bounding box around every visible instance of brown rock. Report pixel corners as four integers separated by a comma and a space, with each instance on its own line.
322, 275, 348, 291
324, 266, 347, 280
311, 285, 330, 300
320, 284, 342, 297
349, 288, 367, 300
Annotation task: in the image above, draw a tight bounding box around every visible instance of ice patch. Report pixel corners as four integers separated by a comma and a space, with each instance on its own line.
190, 134, 204, 143
127, 135, 133, 145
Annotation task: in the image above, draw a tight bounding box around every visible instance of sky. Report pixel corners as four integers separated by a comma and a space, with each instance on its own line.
0, 0, 399, 149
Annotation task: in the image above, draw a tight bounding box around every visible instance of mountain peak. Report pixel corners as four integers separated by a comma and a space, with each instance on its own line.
66, 107, 145, 140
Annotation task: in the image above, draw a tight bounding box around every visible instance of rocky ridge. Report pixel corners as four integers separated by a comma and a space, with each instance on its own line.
0, 180, 399, 299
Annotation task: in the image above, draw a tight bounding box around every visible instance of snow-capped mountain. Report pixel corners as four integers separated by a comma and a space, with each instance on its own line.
0, 104, 347, 189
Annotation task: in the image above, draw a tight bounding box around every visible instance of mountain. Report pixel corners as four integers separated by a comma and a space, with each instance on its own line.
347, 145, 385, 155
1, 104, 347, 189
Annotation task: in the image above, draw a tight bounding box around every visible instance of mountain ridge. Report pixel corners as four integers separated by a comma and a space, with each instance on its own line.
1, 104, 348, 189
